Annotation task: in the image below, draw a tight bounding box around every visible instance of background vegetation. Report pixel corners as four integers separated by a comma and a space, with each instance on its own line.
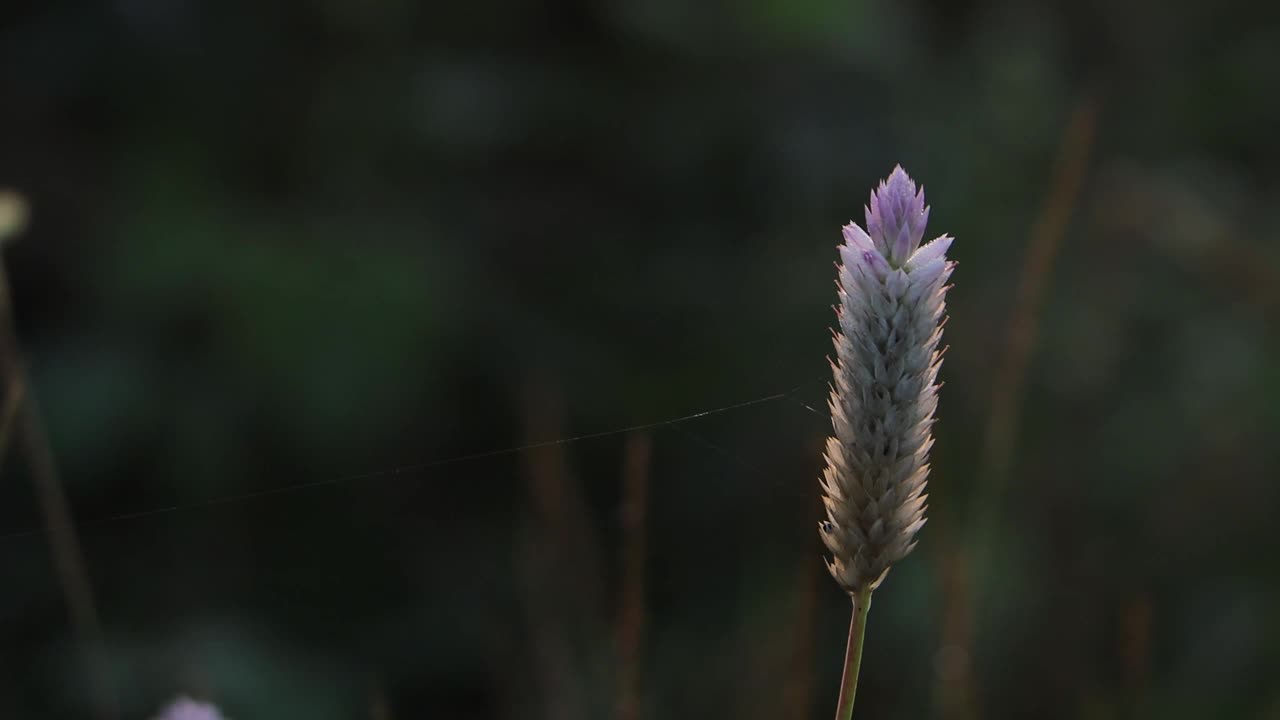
2, 0, 1278, 718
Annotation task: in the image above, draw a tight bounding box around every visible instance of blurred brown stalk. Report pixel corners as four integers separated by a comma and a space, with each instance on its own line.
516, 378, 605, 720
939, 94, 1100, 720
614, 432, 650, 720
779, 479, 822, 720
0, 247, 117, 719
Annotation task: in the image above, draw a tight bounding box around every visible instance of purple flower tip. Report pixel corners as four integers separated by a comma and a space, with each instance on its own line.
864, 165, 930, 267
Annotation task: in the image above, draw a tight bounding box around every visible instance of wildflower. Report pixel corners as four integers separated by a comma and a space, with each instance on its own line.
820, 165, 953, 593
820, 166, 954, 719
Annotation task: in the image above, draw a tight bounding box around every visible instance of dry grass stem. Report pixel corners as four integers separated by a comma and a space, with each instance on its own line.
940, 94, 1099, 720
971, 95, 1100, 530
614, 432, 651, 720
0, 252, 117, 720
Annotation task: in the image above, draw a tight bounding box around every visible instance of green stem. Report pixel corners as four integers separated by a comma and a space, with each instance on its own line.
834, 587, 874, 720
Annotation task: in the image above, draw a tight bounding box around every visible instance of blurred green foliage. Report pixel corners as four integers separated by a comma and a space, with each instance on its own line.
1, 0, 1279, 718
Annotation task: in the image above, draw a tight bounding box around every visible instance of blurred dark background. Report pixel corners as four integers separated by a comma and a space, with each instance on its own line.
1, 0, 1279, 718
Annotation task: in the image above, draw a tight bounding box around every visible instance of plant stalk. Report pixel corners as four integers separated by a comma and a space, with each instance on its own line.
834, 587, 874, 720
